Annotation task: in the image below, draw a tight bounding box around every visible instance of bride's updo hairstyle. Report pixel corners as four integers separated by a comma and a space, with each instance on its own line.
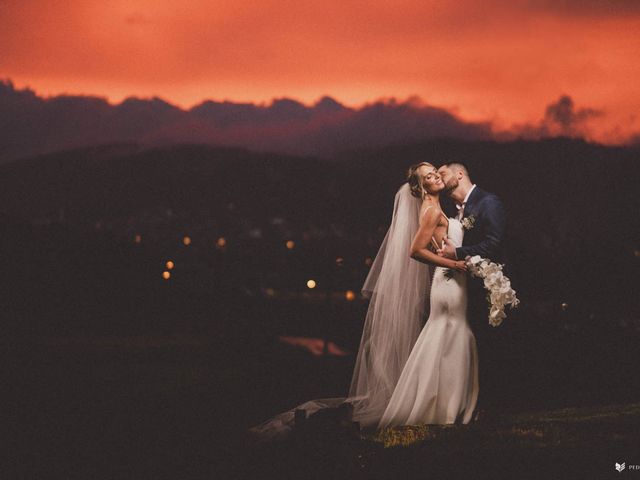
407, 162, 435, 199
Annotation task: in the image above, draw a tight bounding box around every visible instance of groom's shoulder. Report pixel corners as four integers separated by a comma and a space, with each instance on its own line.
474, 187, 501, 202
472, 187, 495, 202
474, 188, 504, 211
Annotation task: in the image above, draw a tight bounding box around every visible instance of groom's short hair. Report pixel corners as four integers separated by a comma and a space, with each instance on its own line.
444, 162, 471, 180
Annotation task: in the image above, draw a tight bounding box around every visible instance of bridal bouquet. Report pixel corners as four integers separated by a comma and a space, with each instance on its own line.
465, 255, 519, 327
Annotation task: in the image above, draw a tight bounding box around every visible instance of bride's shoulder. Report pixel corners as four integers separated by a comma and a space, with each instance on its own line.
419, 202, 445, 223
419, 200, 434, 214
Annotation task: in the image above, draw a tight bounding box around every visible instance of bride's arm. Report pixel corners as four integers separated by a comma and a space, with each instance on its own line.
410, 209, 467, 271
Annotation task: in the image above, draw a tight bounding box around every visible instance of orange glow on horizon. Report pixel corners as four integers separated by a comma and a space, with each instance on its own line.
2, 1, 640, 143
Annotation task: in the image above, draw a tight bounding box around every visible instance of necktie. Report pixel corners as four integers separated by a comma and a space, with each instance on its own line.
456, 202, 465, 221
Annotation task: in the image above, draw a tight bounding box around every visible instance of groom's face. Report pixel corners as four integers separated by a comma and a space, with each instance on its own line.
437, 165, 458, 192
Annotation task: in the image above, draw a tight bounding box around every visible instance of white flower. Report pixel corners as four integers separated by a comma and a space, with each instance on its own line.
489, 306, 506, 327
467, 255, 483, 266
465, 255, 519, 327
461, 215, 476, 230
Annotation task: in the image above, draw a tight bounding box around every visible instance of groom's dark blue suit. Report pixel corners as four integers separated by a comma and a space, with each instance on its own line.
453, 186, 506, 411
455, 186, 506, 264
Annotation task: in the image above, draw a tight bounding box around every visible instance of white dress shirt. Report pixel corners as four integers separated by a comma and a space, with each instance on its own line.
456, 184, 477, 221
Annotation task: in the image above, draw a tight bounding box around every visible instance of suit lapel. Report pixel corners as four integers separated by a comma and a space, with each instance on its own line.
461, 187, 482, 220
461, 187, 483, 247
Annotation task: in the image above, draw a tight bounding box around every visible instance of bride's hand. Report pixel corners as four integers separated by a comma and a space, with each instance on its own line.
453, 260, 467, 272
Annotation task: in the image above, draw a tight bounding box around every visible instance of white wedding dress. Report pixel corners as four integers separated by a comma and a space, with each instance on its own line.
378, 217, 479, 427
250, 187, 477, 439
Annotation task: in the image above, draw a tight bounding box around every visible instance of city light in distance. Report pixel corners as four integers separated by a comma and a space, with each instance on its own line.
217, 237, 227, 248
183, 236, 192, 246
335, 257, 344, 267
134, 234, 142, 244
307, 280, 317, 289
286, 240, 295, 250
365, 257, 373, 267
162, 271, 171, 280
345, 290, 356, 301
166, 261, 174, 270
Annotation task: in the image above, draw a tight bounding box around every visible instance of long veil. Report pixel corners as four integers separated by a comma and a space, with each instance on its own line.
349, 182, 432, 426
250, 183, 431, 438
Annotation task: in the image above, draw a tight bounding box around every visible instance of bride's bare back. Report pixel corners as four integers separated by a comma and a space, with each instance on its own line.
411, 201, 465, 271
420, 204, 448, 250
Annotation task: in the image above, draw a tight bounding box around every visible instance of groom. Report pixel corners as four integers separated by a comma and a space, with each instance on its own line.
436, 162, 506, 420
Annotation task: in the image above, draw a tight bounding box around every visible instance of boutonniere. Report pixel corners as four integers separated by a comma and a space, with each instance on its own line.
461, 215, 476, 230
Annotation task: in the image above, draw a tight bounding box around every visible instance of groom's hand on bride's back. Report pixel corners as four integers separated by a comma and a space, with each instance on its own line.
437, 238, 458, 259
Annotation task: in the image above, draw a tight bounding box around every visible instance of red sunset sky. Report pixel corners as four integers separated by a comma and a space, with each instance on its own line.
2, 0, 639, 144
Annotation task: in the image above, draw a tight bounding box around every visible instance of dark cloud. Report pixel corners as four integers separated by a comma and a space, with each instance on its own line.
2, 80, 623, 163
543, 95, 603, 135
0, 79, 491, 162
629, 132, 640, 146
503, 95, 604, 140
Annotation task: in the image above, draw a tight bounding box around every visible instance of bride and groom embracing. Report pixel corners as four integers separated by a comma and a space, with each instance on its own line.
252, 161, 508, 438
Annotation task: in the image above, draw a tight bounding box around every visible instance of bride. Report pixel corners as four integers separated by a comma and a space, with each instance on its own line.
377, 162, 478, 427
251, 162, 476, 438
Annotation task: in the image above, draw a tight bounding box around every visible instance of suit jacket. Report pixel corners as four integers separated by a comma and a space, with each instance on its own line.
451, 187, 507, 335
455, 187, 506, 264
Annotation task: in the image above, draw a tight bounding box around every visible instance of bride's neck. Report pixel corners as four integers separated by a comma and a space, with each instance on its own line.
424, 193, 439, 204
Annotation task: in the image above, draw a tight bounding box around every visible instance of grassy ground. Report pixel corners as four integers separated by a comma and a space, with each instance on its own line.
6, 333, 640, 479
242, 403, 640, 480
